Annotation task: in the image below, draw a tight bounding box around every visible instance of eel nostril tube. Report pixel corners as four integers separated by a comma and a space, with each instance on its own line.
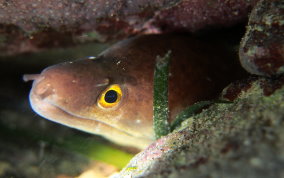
24, 74, 54, 99
23, 74, 42, 82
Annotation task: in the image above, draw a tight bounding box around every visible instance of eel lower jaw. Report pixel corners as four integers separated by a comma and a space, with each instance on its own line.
29, 93, 153, 149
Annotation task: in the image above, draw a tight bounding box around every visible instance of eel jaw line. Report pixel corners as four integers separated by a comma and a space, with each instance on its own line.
29, 92, 153, 149
29, 91, 134, 137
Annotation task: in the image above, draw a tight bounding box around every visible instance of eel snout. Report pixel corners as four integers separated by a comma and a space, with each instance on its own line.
23, 73, 55, 101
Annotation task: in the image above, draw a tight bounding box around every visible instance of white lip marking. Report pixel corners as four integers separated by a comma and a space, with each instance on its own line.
88, 56, 96, 60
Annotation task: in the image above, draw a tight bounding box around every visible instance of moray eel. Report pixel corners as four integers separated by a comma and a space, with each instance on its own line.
24, 34, 243, 149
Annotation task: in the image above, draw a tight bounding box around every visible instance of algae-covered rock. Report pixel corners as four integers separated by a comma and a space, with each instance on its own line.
239, 0, 284, 76
114, 76, 284, 178
0, 0, 256, 55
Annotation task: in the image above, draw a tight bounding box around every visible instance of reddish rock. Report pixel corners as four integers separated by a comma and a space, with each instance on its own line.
239, 0, 284, 76
150, 0, 257, 33
222, 75, 284, 101
0, 0, 257, 55
221, 77, 256, 101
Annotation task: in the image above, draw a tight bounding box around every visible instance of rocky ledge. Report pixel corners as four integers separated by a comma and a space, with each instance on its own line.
114, 76, 284, 178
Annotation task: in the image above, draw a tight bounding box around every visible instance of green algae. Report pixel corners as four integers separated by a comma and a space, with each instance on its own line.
170, 101, 214, 131
153, 51, 171, 139
171, 100, 232, 131
125, 166, 138, 171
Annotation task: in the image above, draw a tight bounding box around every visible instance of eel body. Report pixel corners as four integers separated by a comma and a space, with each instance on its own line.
25, 34, 243, 149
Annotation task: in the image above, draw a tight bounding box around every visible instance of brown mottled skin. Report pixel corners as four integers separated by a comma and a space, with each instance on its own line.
26, 34, 244, 149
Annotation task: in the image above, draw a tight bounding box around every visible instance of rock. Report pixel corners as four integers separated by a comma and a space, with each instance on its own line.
0, 0, 257, 55
114, 76, 284, 178
239, 0, 284, 76
149, 0, 257, 33
222, 75, 284, 100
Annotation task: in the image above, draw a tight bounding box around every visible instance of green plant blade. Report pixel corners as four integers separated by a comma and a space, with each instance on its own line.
57, 135, 134, 169
0, 122, 134, 169
171, 100, 232, 131
153, 51, 171, 139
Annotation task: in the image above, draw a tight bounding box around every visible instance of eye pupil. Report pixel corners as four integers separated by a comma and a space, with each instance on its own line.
104, 90, 118, 103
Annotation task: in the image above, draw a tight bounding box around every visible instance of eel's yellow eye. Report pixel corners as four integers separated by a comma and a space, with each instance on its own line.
98, 84, 122, 108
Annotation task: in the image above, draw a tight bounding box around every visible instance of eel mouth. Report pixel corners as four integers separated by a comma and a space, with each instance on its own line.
29, 91, 134, 138
25, 73, 134, 138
